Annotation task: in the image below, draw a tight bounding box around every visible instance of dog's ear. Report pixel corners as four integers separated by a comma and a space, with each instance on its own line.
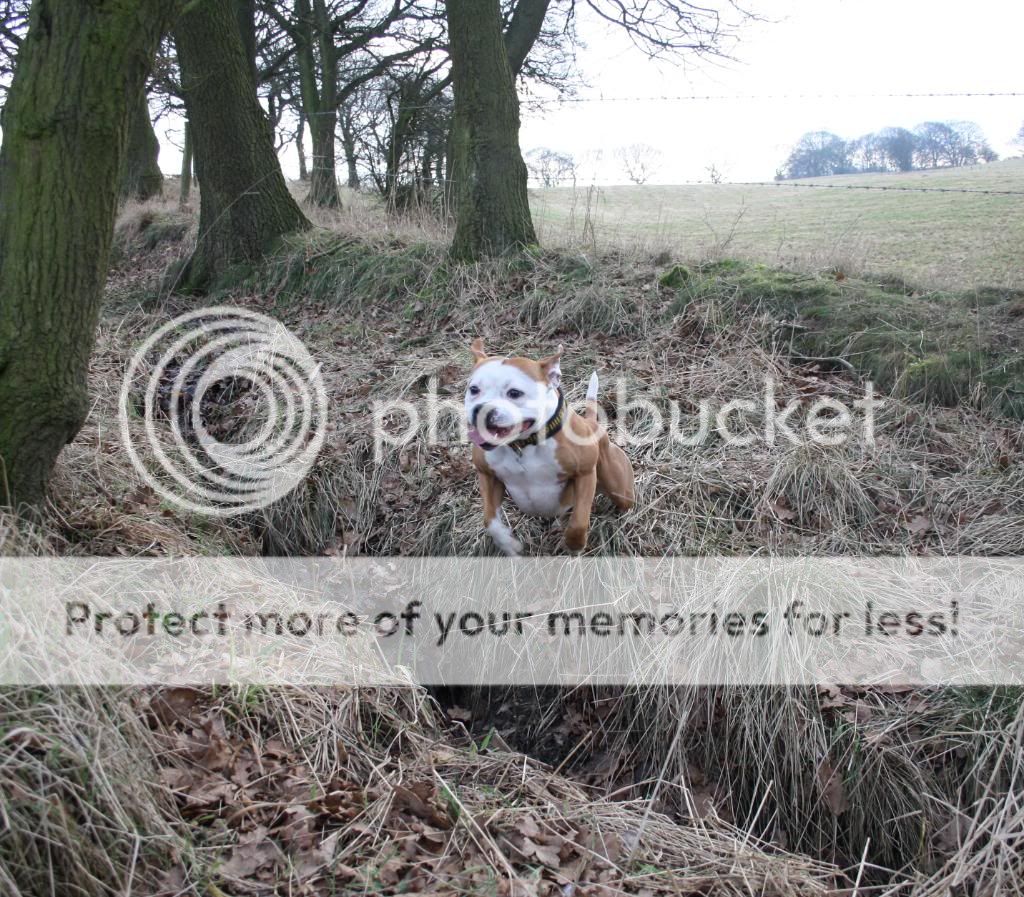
470, 337, 487, 364
539, 344, 563, 388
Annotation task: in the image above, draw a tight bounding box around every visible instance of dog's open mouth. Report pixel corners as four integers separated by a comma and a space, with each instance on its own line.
468, 418, 535, 446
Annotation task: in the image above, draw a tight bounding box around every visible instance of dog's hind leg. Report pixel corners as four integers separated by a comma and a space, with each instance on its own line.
597, 440, 635, 512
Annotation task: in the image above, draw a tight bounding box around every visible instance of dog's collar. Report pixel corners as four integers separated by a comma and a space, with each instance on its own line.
480, 390, 565, 453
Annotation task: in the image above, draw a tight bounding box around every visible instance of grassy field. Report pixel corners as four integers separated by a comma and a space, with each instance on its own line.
531, 158, 1024, 291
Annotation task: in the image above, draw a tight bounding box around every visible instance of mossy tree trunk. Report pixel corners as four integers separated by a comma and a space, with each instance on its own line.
120, 89, 164, 201
446, 0, 536, 261
0, 0, 176, 508
174, 0, 310, 291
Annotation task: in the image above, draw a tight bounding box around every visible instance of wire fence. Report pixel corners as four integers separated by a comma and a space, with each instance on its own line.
301, 89, 1024, 114
306, 167, 1024, 195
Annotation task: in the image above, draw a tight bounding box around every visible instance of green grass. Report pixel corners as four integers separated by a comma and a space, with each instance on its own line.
530, 158, 1024, 291
246, 230, 1024, 420
676, 260, 1024, 418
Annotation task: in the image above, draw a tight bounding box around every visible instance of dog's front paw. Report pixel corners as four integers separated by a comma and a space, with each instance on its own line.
487, 519, 523, 557
563, 526, 588, 553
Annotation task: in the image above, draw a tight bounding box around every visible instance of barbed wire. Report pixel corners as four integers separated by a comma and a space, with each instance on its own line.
298, 88, 1024, 115
318, 167, 1024, 195
522, 90, 1024, 105
722, 180, 1024, 195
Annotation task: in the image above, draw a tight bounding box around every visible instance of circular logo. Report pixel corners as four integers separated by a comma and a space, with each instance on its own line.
119, 307, 328, 516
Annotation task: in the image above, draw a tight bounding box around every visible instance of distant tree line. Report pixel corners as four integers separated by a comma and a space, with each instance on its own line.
777, 121, 998, 180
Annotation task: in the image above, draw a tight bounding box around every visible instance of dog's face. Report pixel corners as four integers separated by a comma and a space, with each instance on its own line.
465, 339, 561, 446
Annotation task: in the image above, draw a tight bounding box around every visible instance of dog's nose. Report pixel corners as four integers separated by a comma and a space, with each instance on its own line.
484, 408, 500, 429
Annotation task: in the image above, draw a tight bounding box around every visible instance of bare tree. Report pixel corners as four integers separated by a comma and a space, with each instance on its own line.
526, 147, 577, 187
914, 121, 995, 168
260, 0, 435, 208
778, 131, 853, 179
615, 143, 662, 184
0, 0, 29, 99
1012, 122, 1024, 151
874, 126, 917, 172
705, 162, 725, 183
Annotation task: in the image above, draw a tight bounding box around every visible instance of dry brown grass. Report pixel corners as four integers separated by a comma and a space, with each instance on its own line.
0, 684, 844, 896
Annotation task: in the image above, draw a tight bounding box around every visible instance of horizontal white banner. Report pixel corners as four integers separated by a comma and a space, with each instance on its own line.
1, 557, 1022, 685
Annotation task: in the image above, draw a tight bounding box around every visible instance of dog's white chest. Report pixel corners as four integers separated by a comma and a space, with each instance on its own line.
484, 442, 566, 518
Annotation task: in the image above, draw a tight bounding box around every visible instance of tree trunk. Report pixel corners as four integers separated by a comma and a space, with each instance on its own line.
235, 0, 257, 86
120, 89, 164, 201
0, 0, 175, 508
307, 111, 340, 207
178, 119, 193, 208
174, 0, 310, 292
504, 0, 551, 76
446, 0, 536, 261
385, 88, 418, 210
296, 111, 309, 181
294, 0, 340, 207
339, 107, 359, 189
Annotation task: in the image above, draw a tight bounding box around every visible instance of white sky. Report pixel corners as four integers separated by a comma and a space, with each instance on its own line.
519, 0, 1024, 183
156, 0, 1024, 184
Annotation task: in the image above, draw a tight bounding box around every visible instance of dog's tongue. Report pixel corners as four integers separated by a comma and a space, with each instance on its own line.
467, 428, 490, 447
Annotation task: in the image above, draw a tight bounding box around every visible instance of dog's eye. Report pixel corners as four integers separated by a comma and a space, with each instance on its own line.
507, 389, 524, 400
468, 385, 480, 396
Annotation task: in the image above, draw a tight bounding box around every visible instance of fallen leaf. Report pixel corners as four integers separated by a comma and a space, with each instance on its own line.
816, 759, 848, 816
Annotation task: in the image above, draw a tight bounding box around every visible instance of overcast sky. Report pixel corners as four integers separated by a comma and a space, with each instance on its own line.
155, 0, 1024, 185
518, 0, 1024, 183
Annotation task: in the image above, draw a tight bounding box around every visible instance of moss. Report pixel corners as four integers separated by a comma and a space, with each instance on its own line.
659, 264, 691, 288
703, 260, 1024, 419
260, 233, 441, 311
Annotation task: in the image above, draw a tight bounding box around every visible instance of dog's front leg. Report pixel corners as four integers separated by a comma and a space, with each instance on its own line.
564, 468, 597, 552
478, 470, 522, 556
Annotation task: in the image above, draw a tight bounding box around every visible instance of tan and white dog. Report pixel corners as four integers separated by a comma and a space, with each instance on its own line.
465, 339, 634, 555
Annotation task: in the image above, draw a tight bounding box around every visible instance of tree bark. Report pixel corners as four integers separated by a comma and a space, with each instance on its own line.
446, 0, 536, 261
307, 111, 340, 206
294, 0, 341, 207
178, 119, 193, 208
385, 83, 419, 209
120, 89, 164, 201
339, 105, 359, 189
296, 111, 310, 181
504, 0, 551, 76
0, 0, 176, 508
174, 0, 310, 291
235, 0, 257, 86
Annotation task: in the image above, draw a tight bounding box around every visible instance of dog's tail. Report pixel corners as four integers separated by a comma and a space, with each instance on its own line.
585, 371, 600, 420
